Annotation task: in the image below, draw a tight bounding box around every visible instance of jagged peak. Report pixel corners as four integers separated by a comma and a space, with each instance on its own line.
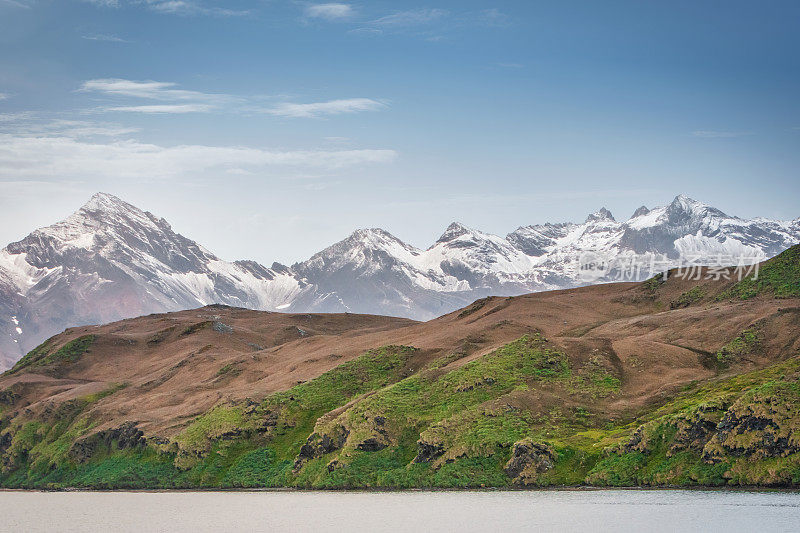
349, 227, 396, 240
630, 205, 650, 218
318, 227, 415, 255
436, 221, 479, 244
667, 194, 728, 219
80, 192, 140, 214
585, 207, 615, 223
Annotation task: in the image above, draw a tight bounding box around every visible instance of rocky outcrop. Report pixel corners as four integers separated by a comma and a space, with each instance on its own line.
0, 388, 18, 407
293, 424, 349, 471
504, 440, 557, 484
69, 421, 145, 463
353, 415, 390, 452
669, 405, 724, 456
413, 438, 446, 464
703, 388, 800, 462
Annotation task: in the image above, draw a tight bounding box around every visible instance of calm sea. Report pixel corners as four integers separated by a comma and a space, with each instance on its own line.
1, 489, 799, 532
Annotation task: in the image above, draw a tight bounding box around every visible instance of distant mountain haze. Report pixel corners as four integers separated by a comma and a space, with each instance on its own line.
0, 192, 798, 369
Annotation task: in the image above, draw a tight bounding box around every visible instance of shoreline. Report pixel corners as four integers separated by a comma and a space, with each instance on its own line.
2, 485, 799, 494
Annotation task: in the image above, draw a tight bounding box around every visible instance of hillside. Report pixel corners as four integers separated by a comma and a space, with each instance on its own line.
2, 192, 798, 370
0, 245, 799, 489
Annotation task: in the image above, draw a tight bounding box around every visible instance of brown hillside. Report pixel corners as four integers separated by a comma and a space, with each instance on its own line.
2, 260, 798, 442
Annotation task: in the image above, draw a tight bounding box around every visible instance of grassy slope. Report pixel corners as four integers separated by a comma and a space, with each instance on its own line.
3, 335, 799, 489
718, 244, 800, 300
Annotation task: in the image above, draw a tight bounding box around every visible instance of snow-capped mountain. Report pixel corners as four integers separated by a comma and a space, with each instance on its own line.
0, 193, 304, 368
1, 193, 798, 369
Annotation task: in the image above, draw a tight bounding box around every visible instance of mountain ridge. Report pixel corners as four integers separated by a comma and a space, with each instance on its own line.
0, 192, 798, 369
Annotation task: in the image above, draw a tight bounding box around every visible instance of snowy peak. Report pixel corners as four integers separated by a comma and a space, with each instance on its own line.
81, 192, 139, 215
585, 207, 616, 223
435, 222, 473, 244
294, 227, 421, 279
665, 194, 728, 222
630, 206, 650, 219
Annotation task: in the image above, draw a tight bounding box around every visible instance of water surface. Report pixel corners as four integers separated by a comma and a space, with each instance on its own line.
1, 489, 799, 532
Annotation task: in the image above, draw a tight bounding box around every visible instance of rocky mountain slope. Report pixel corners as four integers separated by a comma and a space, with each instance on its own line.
1, 193, 798, 369
0, 245, 798, 488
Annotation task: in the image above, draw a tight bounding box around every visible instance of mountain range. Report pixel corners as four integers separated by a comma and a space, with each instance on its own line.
1, 192, 798, 369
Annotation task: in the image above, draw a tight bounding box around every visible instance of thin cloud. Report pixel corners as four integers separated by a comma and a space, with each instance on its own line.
0, 114, 139, 138
304, 3, 353, 21
0, 134, 398, 180
0, 0, 32, 8
691, 130, 754, 138
80, 78, 387, 118
80, 78, 237, 113
80, 78, 227, 102
105, 104, 215, 113
372, 8, 448, 27
82, 33, 130, 43
351, 7, 509, 38
0, 93, 8, 101
264, 98, 388, 118
84, 0, 248, 17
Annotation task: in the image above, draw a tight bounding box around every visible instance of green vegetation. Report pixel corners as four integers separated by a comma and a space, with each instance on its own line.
716, 327, 761, 365
9, 335, 97, 374
718, 244, 800, 300
2, 333, 800, 489
181, 321, 212, 336
642, 272, 665, 293
671, 287, 704, 308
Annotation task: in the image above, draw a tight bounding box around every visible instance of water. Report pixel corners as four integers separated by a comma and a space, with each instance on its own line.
1, 489, 799, 532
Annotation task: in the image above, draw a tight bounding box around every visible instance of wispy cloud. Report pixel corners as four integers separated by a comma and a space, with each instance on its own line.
372, 8, 448, 27
80, 78, 387, 118
80, 78, 236, 113
105, 104, 216, 113
0, 114, 139, 138
80, 78, 225, 101
82, 33, 130, 43
264, 98, 387, 118
84, 0, 248, 17
304, 3, 353, 21
0, 134, 397, 180
0, 93, 8, 101
0, 0, 32, 8
350, 7, 509, 39
691, 130, 754, 138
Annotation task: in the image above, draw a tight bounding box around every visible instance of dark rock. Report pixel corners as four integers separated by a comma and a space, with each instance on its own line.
703, 399, 800, 462
356, 437, 387, 452
0, 389, 18, 406
293, 425, 350, 471
69, 421, 145, 463
413, 440, 446, 463
505, 440, 557, 483
668, 404, 724, 456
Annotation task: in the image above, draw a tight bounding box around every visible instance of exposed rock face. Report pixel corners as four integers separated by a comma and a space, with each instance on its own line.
294, 425, 350, 471
669, 405, 724, 456
504, 440, 557, 484
621, 404, 726, 457
703, 390, 800, 462
413, 438, 446, 464
70, 422, 145, 463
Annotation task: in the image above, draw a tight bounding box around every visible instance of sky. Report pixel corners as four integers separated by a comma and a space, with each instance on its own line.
0, 0, 799, 265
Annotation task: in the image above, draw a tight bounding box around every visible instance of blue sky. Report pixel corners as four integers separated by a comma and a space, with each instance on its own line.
1, 0, 798, 264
